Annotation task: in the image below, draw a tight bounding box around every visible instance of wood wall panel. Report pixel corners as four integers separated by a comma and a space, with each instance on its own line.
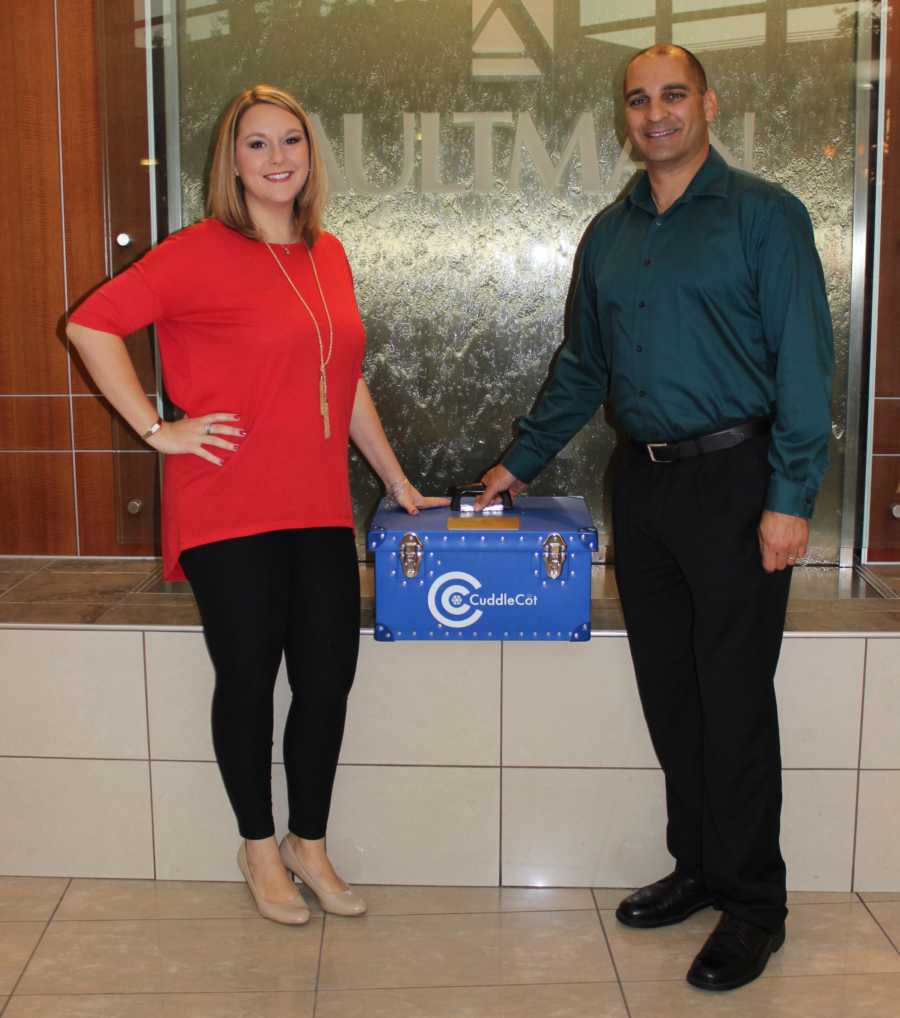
868, 457, 900, 561
0, 398, 71, 451
76, 452, 159, 556
73, 395, 145, 452
58, 0, 107, 311
0, 454, 76, 554
873, 399, 900, 455
0, 0, 70, 394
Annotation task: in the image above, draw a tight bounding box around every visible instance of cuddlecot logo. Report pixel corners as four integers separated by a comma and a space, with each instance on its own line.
426, 571, 538, 629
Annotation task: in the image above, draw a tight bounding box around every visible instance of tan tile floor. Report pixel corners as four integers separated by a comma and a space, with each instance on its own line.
1, 878, 899, 1016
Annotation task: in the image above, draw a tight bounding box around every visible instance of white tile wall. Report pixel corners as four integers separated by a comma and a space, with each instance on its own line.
327, 766, 501, 886
1, 628, 897, 889
776, 638, 865, 768
861, 638, 900, 769
0, 630, 147, 758
854, 770, 900, 891
781, 770, 858, 891
0, 759, 153, 878
151, 761, 289, 881
146, 632, 291, 763
501, 768, 671, 887
341, 638, 501, 765
502, 638, 656, 767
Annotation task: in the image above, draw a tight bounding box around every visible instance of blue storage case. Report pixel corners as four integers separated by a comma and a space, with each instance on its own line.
367, 496, 598, 641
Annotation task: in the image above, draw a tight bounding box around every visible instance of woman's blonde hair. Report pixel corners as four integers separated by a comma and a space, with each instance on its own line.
207, 84, 326, 246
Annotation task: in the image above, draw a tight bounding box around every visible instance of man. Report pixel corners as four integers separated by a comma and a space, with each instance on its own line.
476, 44, 833, 991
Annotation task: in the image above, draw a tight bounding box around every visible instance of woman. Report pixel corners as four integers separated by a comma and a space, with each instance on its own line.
67, 84, 446, 925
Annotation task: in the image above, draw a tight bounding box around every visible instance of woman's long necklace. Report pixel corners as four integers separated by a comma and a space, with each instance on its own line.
264, 241, 335, 439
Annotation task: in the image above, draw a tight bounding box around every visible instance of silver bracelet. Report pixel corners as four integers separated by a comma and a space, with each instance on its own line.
141, 417, 163, 441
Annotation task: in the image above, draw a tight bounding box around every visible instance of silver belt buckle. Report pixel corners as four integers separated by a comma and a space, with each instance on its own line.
646, 442, 668, 463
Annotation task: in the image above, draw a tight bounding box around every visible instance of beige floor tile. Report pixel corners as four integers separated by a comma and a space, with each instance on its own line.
17, 917, 322, 994
319, 910, 615, 989
55, 879, 265, 921
355, 885, 595, 916
316, 983, 628, 1018
0, 879, 68, 921
787, 891, 859, 904
0, 923, 45, 994
603, 902, 900, 983
623, 972, 900, 1017
593, 889, 858, 914
600, 907, 719, 982
764, 902, 900, 977
3, 992, 314, 1017
868, 901, 900, 949
860, 891, 900, 902
594, 888, 631, 908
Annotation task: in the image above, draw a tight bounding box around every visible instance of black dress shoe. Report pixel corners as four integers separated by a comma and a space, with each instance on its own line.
616, 871, 713, 928
686, 912, 785, 991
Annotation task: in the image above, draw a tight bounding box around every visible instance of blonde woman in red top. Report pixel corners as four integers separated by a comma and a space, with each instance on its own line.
68, 84, 446, 925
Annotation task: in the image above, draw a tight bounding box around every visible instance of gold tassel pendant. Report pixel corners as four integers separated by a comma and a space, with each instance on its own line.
319, 373, 331, 440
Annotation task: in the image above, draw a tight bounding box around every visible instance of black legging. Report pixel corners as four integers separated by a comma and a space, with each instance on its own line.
180, 527, 360, 841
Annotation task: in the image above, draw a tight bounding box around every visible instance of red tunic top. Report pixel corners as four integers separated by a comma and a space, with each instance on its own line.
70, 219, 366, 579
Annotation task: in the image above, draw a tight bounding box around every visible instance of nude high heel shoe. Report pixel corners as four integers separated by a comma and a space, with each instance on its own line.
279, 836, 367, 916
237, 843, 311, 925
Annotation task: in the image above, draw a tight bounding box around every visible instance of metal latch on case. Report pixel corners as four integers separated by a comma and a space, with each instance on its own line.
399, 533, 423, 578
542, 533, 567, 580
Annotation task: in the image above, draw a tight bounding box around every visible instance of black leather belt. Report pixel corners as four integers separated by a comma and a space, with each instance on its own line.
632, 417, 771, 463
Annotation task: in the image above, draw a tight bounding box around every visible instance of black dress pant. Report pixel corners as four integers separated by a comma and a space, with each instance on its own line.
613, 435, 790, 932
180, 527, 360, 841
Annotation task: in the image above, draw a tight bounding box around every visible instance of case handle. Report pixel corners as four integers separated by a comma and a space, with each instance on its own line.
448, 482, 514, 511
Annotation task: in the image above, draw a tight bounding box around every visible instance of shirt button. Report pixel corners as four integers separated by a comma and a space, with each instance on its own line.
643, 259, 651, 267
636, 345, 643, 352
638, 301, 646, 308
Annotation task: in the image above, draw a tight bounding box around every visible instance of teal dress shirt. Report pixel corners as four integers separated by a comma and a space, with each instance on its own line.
503, 148, 834, 519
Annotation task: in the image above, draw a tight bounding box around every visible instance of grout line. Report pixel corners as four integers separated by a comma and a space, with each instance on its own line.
592, 894, 633, 1018
0, 574, 39, 599
142, 633, 158, 881
498, 641, 503, 887
311, 912, 327, 1017
861, 899, 900, 954
1, 877, 71, 1010
850, 640, 869, 892
3, 755, 899, 772
32, 906, 605, 924
50, 0, 80, 559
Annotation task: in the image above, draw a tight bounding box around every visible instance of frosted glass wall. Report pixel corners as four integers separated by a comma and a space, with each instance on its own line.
168, 0, 863, 561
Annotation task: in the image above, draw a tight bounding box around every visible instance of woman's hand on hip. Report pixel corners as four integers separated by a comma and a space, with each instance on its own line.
146, 414, 244, 466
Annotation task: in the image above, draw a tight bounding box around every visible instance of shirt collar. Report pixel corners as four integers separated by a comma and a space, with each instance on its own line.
628, 146, 730, 214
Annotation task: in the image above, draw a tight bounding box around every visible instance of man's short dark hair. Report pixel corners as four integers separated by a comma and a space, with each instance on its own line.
625, 44, 709, 93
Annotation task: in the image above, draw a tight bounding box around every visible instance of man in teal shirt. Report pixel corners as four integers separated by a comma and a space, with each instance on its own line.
478, 44, 833, 991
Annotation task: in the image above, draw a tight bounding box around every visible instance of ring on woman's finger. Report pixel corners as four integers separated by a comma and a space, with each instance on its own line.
203, 423, 213, 436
